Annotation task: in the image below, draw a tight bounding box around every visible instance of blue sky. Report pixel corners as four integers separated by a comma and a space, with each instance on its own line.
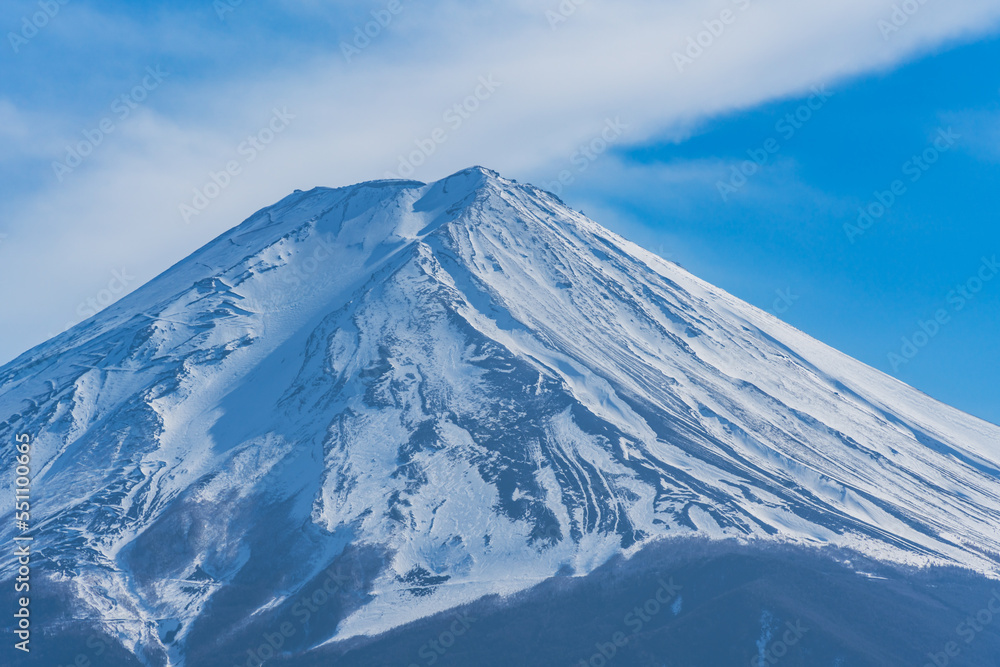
1, 0, 998, 423
577, 36, 1000, 424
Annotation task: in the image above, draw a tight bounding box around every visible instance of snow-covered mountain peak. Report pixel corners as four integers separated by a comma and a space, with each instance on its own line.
2, 167, 999, 665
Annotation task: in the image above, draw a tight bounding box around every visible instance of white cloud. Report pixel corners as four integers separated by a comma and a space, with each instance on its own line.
2, 0, 999, 362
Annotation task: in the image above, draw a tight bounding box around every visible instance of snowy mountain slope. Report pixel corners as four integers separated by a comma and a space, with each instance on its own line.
1, 167, 999, 665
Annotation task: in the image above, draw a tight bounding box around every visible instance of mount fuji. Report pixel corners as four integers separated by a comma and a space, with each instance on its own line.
3, 167, 999, 666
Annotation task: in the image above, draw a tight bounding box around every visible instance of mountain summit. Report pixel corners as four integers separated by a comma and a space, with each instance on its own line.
3, 167, 999, 665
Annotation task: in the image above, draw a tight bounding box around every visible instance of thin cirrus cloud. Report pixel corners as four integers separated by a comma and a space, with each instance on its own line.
1, 0, 999, 364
